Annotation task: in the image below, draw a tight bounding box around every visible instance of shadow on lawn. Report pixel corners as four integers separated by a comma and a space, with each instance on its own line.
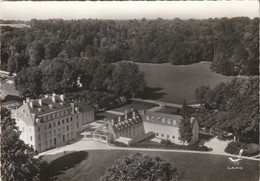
40, 151, 88, 181
138, 86, 166, 100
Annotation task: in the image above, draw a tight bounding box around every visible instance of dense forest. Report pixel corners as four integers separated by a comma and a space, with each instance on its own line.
194, 77, 259, 144
1, 17, 259, 76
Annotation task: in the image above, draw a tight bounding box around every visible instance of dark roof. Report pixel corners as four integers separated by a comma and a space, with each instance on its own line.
28, 96, 71, 116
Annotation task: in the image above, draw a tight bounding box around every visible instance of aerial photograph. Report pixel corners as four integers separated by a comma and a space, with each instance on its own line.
0, 1, 259, 181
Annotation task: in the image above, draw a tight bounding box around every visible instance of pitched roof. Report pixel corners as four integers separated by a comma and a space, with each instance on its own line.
28, 95, 71, 116
140, 110, 182, 127
11, 103, 34, 126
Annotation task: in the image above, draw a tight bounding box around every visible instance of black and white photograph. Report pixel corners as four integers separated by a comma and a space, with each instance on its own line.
0, 1, 259, 181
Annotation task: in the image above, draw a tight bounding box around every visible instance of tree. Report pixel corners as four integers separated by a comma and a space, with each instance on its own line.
105, 62, 145, 98
101, 153, 178, 181
1, 108, 40, 181
15, 67, 42, 97
179, 101, 193, 144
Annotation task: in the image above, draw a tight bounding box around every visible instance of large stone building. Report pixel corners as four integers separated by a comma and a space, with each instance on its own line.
11, 94, 94, 152
93, 109, 145, 143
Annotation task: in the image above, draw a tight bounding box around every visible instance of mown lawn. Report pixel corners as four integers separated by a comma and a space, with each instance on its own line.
49, 150, 259, 181
136, 61, 246, 104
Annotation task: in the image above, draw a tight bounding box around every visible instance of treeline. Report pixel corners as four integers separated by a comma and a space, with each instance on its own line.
194, 77, 259, 143
15, 58, 145, 109
1, 17, 259, 76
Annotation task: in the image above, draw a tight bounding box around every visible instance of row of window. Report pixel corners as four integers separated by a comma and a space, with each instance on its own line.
146, 116, 177, 125
38, 117, 79, 132
38, 123, 79, 141
41, 109, 73, 122
38, 132, 74, 151
155, 133, 175, 139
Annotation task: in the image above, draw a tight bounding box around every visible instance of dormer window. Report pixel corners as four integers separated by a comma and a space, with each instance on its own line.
49, 104, 53, 109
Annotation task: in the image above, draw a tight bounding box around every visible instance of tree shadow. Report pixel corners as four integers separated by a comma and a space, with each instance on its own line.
138, 86, 166, 100
40, 151, 88, 181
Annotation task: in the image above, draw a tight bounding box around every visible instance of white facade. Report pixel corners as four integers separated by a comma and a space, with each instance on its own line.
143, 122, 181, 143
12, 94, 94, 153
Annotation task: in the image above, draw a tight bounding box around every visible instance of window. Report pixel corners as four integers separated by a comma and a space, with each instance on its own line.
167, 135, 169, 139
54, 130, 56, 135
45, 140, 47, 146
38, 135, 41, 141
161, 134, 164, 137
70, 117, 72, 121
172, 136, 175, 139
168, 119, 172, 124
53, 122, 56, 127
38, 127, 40, 132
76, 115, 79, 119
67, 126, 69, 131
66, 118, 69, 123
62, 120, 65, 124
156, 133, 159, 136
162, 118, 165, 124
58, 121, 60, 126
44, 125, 47, 130
49, 124, 51, 128
49, 139, 52, 145
30, 136, 33, 141
77, 122, 79, 128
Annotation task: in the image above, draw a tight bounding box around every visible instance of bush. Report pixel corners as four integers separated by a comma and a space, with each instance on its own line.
132, 139, 212, 152
225, 141, 259, 156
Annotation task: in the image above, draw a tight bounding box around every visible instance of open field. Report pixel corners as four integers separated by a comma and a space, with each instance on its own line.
135, 61, 246, 104
45, 150, 259, 181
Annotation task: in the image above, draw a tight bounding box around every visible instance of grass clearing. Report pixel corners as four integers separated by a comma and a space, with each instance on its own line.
47, 150, 259, 181
136, 61, 246, 104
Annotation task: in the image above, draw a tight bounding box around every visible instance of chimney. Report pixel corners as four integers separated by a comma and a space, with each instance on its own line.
29, 101, 34, 108
36, 118, 40, 124
23, 100, 26, 105
31, 113, 35, 122
75, 107, 79, 113
132, 111, 136, 117
118, 116, 121, 122
26, 98, 30, 102
125, 110, 128, 119
52, 96, 56, 103
131, 108, 134, 112
38, 108, 42, 112
44, 95, 48, 98
49, 104, 53, 109
60, 94, 64, 101
70, 103, 75, 114
38, 99, 42, 106
111, 119, 114, 126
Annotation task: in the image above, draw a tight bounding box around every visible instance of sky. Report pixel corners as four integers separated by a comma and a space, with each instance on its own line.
0, 1, 259, 21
